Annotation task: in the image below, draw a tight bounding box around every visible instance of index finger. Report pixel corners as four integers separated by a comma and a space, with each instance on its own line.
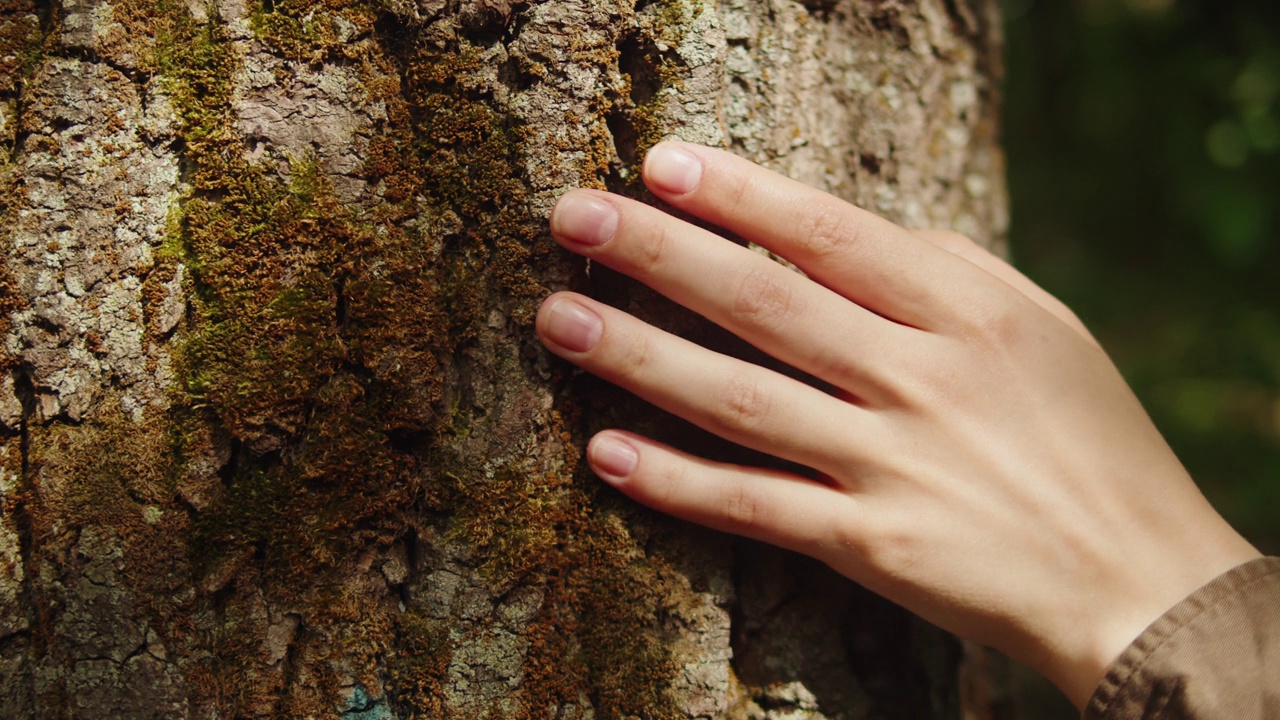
641, 141, 994, 331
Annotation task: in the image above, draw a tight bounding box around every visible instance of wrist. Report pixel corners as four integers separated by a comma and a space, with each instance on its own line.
1044, 524, 1261, 709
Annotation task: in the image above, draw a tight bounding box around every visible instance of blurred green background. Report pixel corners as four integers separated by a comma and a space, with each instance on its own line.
1004, 0, 1280, 558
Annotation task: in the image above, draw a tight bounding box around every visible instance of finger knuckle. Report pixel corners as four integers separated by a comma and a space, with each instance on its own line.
797, 203, 860, 260
650, 457, 688, 508
966, 305, 1028, 349
615, 331, 655, 379
725, 173, 759, 216
856, 518, 922, 576
721, 482, 767, 533
732, 264, 795, 330
806, 344, 864, 389
863, 338, 952, 409
831, 518, 873, 559
638, 223, 674, 274
712, 373, 771, 436
875, 374, 931, 410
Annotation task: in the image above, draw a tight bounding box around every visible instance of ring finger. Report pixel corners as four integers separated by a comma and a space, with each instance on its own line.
537, 291, 874, 478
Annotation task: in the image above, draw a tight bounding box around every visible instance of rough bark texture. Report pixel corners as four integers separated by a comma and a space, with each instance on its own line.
0, 0, 1006, 717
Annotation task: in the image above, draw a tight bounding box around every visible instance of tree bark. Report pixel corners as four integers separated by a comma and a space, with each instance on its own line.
0, 0, 1006, 717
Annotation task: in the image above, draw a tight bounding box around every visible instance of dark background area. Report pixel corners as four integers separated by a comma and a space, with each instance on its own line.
1001, 1, 1278, 715
1004, 0, 1280, 556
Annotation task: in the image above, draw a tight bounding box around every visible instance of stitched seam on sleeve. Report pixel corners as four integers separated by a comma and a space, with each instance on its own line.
1086, 558, 1280, 719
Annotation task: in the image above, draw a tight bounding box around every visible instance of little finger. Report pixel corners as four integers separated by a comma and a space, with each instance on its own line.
588, 430, 861, 557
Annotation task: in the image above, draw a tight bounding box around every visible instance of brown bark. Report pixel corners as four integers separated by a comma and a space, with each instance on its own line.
0, 0, 1006, 717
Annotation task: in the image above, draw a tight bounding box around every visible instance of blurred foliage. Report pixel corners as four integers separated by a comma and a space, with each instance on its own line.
1005, 0, 1280, 555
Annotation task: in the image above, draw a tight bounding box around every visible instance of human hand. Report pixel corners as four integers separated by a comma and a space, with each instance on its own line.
535, 141, 1261, 708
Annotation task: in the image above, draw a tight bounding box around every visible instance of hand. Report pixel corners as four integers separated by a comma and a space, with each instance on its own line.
534, 141, 1261, 708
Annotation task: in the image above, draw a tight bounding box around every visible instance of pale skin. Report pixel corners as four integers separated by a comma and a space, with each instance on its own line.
534, 141, 1262, 709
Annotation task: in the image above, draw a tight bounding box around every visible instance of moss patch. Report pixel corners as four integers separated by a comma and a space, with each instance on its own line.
0, 0, 43, 100
519, 508, 686, 720
13, 0, 698, 714
25, 404, 196, 668
0, 0, 48, 369
149, 8, 545, 713
248, 0, 380, 62
385, 610, 453, 715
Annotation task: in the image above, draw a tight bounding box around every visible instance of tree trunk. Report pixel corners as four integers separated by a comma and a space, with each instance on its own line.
0, 0, 1006, 717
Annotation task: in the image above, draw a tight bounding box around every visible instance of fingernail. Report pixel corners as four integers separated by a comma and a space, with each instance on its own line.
541, 297, 603, 353
644, 142, 702, 195
590, 434, 638, 482
551, 192, 618, 246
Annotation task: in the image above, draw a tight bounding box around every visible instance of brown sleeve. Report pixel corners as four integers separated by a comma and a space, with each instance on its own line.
1083, 556, 1280, 720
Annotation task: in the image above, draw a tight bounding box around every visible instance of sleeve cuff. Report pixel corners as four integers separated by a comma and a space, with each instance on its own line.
1083, 556, 1280, 720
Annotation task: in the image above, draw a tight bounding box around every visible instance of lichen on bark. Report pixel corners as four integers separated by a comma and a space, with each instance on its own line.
0, 0, 1008, 717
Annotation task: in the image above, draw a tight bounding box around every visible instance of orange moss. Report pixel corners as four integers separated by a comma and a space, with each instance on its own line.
385, 610, 453, 715
23, 404, 200, 677
514, 509, 686, 719
0, 0, 47, 369
0, 0, 42, 98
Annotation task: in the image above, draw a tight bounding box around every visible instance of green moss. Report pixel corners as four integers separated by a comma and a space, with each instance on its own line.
248, 0, 379, 61
609, 0, 702, 192
34, 412, 177, 528
11, 1, 692, 714
132, 15, 533, 713
428, 410, 684, 718
369, 28, 692, 720
140, 13, 428, 589
652, 0, 700, 44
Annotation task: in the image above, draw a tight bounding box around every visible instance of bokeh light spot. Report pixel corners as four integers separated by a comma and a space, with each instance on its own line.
1206, 120, 1250, 167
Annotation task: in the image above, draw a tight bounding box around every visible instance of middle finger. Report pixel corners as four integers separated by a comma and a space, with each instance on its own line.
550, 189, 917, 398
